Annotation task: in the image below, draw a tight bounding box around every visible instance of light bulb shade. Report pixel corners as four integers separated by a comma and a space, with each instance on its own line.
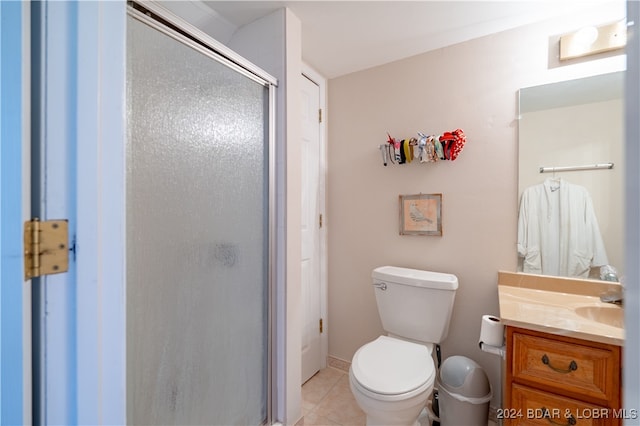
560, 20, 626, 60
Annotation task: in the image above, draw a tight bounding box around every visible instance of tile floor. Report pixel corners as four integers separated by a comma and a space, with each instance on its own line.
301, 367, 365, 425
301, 367, 498, 426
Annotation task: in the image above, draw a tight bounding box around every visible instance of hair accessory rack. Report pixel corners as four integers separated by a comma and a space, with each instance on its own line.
539, 162, 614, 174
378, 129, 467, 166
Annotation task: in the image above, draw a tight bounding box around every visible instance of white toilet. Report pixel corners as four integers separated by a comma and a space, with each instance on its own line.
349, 266, 458, 426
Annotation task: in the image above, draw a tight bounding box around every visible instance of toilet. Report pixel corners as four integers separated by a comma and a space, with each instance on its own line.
349, 266, 458, 426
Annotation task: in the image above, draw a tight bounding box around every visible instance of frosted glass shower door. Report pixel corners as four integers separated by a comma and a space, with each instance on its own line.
127, 12, 271, 426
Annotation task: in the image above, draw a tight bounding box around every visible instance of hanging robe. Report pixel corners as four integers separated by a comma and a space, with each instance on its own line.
517, 178, 609, 278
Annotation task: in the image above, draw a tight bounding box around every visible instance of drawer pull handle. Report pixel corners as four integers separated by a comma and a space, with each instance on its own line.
541, 407, 577, 425
541, 354, 578, 373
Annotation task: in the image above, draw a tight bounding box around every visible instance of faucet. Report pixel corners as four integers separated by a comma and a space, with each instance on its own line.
600, 289, 623, 306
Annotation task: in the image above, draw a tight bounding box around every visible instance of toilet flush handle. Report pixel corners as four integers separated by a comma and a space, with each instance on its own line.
373, 282, 387, 291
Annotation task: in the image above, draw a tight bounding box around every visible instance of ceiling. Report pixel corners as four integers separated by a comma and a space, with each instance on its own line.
176, 1, 625, 79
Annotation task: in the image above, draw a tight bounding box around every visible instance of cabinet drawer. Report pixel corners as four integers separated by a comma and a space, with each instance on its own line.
508, 383, 618, 426
511, 331, 620, 405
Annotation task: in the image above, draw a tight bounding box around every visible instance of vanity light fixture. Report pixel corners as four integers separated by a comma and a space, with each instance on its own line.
560, 19, 627, 60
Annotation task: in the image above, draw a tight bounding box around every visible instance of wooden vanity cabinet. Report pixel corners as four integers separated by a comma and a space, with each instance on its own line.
504, 326, 622, 426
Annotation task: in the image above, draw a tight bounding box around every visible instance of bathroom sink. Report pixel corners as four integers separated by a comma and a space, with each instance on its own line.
574, 305, 624, 328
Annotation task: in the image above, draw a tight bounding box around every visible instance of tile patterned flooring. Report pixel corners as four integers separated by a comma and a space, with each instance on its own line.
301, 366, 498, 426
301, 367, 365, 425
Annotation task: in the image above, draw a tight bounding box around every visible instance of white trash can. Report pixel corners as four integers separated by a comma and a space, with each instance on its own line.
438, 356, 492, 426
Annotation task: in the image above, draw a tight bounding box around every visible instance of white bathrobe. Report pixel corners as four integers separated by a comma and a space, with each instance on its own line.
517, 178, 609, 278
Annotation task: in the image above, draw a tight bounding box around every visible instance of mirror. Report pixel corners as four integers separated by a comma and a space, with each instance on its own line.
518, 71, 624, 280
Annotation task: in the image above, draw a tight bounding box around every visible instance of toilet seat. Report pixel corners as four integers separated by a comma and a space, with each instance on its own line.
351, 336, 435, 396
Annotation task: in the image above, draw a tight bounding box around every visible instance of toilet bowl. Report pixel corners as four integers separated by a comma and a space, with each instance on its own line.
350, 267, 458, 426
349, 336, 436, 426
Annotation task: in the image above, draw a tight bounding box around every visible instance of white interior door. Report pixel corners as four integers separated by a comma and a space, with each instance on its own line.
301, 74, 322, 384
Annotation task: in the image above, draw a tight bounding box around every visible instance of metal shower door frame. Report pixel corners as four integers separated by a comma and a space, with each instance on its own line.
127, 2, 278, 423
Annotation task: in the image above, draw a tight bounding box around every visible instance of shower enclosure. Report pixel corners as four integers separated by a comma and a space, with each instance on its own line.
127, 4, 275, 424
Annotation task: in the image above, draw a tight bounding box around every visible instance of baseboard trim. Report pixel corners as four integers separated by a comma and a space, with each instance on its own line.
327, 355, 350, 373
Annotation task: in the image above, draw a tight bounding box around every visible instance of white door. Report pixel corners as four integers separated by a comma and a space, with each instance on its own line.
301, 74, 322, 384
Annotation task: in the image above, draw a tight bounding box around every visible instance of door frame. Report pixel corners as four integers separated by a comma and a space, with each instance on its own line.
31, 1, 127, 423
625, 0, 640, 413
301, 63, 328, 369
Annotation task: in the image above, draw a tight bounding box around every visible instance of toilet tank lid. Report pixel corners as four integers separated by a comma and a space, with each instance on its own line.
372, 266, 458, 290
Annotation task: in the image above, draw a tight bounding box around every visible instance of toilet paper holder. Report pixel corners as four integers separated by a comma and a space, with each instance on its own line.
479, 314, 506, 358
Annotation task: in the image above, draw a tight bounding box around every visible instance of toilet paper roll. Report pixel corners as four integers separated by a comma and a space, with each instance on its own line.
479, 315, 504, 347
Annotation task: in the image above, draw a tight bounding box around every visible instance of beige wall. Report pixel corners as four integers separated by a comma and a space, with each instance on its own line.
326, 14, 625, 406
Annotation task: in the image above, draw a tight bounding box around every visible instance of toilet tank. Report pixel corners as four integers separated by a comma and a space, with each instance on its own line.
372, 266, 458, 344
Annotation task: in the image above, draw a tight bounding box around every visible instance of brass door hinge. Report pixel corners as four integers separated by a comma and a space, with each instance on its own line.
319, 108, 322, 123
319, 213, 323, 228
319, 318, 323, 334
24, 218, 69, 280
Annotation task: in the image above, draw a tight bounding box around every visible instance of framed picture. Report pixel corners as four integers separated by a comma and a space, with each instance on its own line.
399, 193, 442, 236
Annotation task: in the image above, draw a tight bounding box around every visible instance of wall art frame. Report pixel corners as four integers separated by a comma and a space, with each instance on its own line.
399, 193, 442, 236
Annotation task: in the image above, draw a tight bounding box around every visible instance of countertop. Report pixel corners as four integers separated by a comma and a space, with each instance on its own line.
498, 271, 624, 346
